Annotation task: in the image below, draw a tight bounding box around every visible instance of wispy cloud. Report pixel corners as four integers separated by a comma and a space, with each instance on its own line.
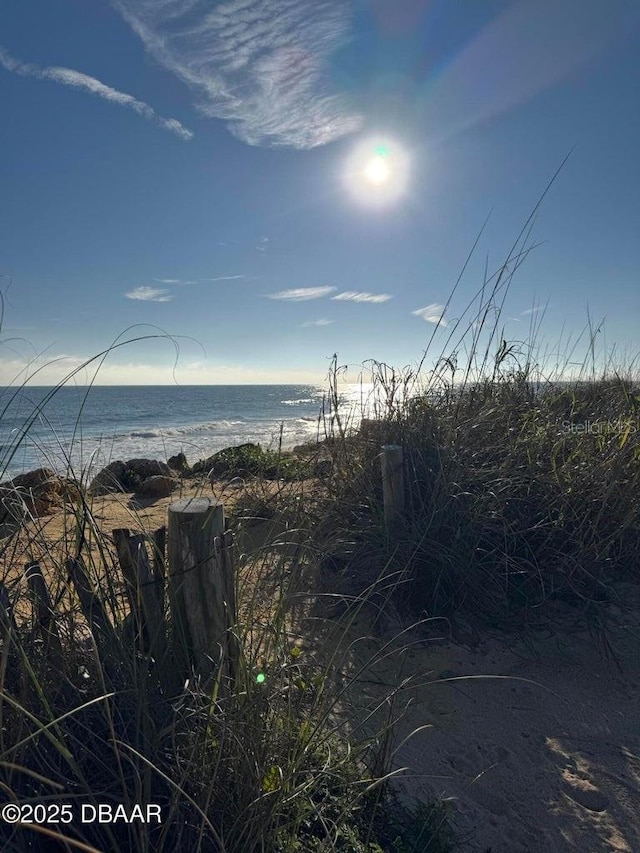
125, 286, 173, 302
111, 0, 363, 148
302, 318, 333, 327
332, 291, 392, 303
267, 286, 336, 301
154, 275, 245, 285
0, 45, 193, 140
412, 304, 448, 326
256, 237, 269, 252
521, 305, 547, 316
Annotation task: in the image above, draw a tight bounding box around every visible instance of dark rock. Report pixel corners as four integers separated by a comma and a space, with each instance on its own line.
4, 468, 83, 516
88, 461, 127, 496
126, 458, 172, 480
89, 458, 172, 495
136, 475, 177, 498
167, 452, 189, 472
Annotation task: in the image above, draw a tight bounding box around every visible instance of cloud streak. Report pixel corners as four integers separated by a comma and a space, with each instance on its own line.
267, 286, 336, 301
200, 275, 247, 282
154, 275, 246, 284
111, 0, 363, 148
412, 304, 448, 326
302, 318, 333, 327
332, 291, 392, 303
0, 45, 193, 140
125, 286, 173, 302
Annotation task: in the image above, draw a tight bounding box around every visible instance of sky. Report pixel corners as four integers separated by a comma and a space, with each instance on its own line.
0, 0, 638, 386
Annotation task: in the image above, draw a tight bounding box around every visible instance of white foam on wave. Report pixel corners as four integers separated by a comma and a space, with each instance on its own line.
2, 415, 322, 482
95, 420, 247, 442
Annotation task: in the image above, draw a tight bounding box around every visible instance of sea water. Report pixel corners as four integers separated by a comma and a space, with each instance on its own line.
0, 384, 346, 481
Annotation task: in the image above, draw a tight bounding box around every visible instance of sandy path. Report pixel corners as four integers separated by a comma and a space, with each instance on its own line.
342, 589, 640, 852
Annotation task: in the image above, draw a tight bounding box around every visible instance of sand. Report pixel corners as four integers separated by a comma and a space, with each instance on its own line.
2, 483, 639, 852
342, 593, 640, 852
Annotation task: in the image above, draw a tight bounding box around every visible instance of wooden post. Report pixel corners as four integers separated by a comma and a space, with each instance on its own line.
66, 557, 125, 688
24, 562, 64, 670
381, 444, 405, 537
113, 529, 168, 677
0, 583, 21, 696
167, 497, 236, 690
152, 526, 166, 582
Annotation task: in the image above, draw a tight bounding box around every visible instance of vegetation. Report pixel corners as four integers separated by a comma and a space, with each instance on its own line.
192, 442, 312, 482
1, 180, 638, 850
304, 364, 639, 639
0, 348, 449, 852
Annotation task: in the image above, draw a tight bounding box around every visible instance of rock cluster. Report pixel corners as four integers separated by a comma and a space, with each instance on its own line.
1, 467, 82, 518
87, 458, 175, 496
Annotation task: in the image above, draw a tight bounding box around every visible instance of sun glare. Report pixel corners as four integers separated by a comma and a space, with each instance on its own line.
344, 137, 409, 207
363, 155, 390, 185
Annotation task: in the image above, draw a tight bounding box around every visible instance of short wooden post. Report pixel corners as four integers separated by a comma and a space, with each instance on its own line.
66, 557, 125, 688
152, 526, 167, 582
113, 529, 168, 675
0, 583, 21, 695
24, 562, 64, 670
381, 444, 405, 537
167, 497, 236, 690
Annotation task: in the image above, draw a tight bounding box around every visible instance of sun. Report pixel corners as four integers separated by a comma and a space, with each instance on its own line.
363, 154, 391, 185
343, 138, 409, 207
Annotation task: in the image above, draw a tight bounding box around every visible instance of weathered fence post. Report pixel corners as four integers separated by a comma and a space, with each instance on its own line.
113, 528, 168, 678
167, 497, 236, 692
24, 561, 64, 673
66, 557, 126, 688
151, 526, 166, 582
381, 444, 405, 538
0, 583, 21, 695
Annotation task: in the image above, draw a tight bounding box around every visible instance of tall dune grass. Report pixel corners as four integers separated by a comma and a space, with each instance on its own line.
0, 329, 451, 851
2, 173, 638, 849
308, 201, 639, 648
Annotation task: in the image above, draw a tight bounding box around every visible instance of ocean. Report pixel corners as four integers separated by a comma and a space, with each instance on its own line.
0, 384, 355, 482
2, 379, 599, 483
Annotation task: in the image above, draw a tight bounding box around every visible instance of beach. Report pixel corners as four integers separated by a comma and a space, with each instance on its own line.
345, 597, 640, 852
3, 467, 639, 852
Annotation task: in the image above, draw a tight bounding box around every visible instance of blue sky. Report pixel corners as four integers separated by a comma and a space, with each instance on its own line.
1, 0, 638, 385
